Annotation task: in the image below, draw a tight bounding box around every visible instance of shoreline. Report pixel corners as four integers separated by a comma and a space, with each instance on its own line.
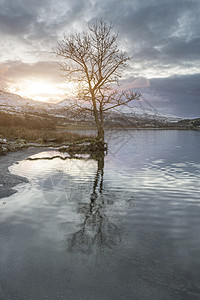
65, 126, 200, 131
0, 147, 50, 200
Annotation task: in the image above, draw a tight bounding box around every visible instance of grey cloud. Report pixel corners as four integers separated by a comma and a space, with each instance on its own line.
0, 0, 44, 35
0, 11, 34, 35
113, 1, 200, 67
163, 37, 200, 61
150, 74, 200, 96
85, 0, 200, 75
0, 60, 62, 83
1, 0, 200, 67
0, 0, 91, 40
147, 74, 200, 117
120, 73, 200, 118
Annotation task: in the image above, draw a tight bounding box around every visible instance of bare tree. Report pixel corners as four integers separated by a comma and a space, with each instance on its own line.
54, 19, 140, 142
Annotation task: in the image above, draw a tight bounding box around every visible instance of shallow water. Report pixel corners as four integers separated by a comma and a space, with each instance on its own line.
1, 130, 200, 299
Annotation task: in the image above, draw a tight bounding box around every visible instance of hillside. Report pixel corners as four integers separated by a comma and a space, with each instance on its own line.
0, 90, 185, 129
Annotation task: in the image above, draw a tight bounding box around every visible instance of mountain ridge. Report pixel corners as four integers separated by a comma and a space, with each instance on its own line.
0, 90, 182, 124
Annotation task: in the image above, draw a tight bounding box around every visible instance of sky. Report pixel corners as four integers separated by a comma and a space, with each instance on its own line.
0, 0, 200, 118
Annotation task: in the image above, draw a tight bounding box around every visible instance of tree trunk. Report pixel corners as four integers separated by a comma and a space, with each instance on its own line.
97, 106, 104, 142
92, 97, 105, 144
92, 96, 102, 138
97, 126, 104, 141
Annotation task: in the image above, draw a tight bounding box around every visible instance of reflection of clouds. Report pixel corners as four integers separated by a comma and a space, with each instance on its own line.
42, 173, 84, 206
10, 151, 99, 207
104, 155, 200, 208
10, 151, 97, 182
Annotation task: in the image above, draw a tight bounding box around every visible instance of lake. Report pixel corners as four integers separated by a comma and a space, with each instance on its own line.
1, 130, 200, 299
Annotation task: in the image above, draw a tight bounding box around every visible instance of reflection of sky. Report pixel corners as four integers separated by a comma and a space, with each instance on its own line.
10, 151, 97, 182
106, 129, 200, 166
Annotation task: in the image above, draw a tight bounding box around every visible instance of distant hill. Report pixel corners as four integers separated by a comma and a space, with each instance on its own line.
1, 90, 199, 130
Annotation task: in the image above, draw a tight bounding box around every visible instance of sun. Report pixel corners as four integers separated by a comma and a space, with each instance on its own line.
24, 81, 58, 95
8, 78, 76, 102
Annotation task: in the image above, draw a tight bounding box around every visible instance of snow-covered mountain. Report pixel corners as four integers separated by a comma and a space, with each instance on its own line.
113, 105, 181, 122
0, 90, 182, 123
0, 90, 54, 113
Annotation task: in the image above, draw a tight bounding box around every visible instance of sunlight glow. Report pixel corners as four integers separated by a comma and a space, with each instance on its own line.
8, 79, 76, 102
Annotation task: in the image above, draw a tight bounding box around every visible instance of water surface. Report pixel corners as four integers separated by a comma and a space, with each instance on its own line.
0, 130, 200, 299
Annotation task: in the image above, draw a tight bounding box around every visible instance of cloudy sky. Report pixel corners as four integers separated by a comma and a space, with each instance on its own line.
0, 0, 199, 117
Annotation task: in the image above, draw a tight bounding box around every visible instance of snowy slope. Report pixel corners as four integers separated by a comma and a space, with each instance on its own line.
114, 105, 181, 122
0, 91, 182, 122
0, 90, 51, 113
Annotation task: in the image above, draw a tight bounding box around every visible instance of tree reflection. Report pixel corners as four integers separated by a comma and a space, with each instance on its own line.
67, 152, 122, 255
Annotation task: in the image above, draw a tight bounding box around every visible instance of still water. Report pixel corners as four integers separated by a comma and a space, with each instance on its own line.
1, 130, 200, 299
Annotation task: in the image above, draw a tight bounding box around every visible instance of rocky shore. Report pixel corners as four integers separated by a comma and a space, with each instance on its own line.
0, 137, 29, 155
